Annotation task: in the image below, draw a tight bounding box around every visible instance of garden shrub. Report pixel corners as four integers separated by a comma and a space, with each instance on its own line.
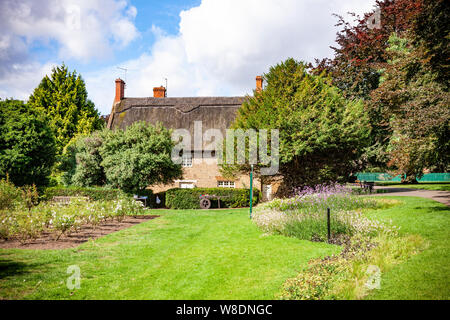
165, 188, 260, 209
21, 185, 39, 211
41, 186, 128, 202
0, 177, 39, 211
0, 176, 22, 210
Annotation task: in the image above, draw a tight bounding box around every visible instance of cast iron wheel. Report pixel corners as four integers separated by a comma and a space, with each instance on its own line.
200, 198, 211, 209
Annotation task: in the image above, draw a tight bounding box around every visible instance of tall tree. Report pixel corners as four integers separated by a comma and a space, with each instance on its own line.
100, 122, 183, 193
315, 0, 435, 170
224, 59, 370, 195
0, 99, 56, 186
28, 64, 103, 154
318, 0, 423, 100
371, 34, 450, 181
411, 0, 449, 88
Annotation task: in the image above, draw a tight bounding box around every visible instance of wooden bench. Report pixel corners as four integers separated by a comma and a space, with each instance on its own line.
359, 181, 375, 193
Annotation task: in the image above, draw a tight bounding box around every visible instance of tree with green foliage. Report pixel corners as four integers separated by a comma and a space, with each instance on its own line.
411, 0, 449, 88
225, 59, 370, 195
59, 131, 108, 187
28, 64, 103, 154
370, 34, 449, 181
100, 122, 183, 193
0, 99, 56, 186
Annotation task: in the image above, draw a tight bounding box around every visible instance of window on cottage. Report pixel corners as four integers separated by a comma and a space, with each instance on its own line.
182, 154, 193, 167
217, 181, 235, 188
180, 182, 194, 189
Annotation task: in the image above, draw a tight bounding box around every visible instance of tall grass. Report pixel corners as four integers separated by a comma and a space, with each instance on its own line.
268, 184, 377, 213
253, 184, 394, 242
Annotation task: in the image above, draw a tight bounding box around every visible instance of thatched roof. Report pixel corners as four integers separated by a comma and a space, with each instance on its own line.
107, 97, 247, 149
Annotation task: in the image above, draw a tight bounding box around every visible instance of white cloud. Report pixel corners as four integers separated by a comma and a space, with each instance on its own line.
0, 0, 139, 63
1, 0, 378, 114
0, 62, 56, 100
0, 0, 138, 102
85, 0, 377, 114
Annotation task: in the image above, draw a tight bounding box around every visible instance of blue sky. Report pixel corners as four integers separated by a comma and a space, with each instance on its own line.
0, 0, 376, 115
31, 0, 202, 78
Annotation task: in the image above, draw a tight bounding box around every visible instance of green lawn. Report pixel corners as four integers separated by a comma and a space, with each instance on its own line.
364, 196, 450, 300
1, 197, 448, 300
0, 208, 338, 300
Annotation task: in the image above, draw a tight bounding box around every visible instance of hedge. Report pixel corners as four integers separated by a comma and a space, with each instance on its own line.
41, 186, 153, 203
165, 188, 260, 209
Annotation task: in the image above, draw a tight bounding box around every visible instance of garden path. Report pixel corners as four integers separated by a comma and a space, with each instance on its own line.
373, 186, 450, 206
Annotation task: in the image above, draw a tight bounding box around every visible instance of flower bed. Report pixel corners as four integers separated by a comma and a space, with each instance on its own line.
0, 197, 146, 243
251, 183, 424, 300
280, 233, 426, 300
253, 183, 397, 242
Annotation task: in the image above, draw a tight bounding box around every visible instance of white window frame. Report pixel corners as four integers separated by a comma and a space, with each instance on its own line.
175, 180, 197, 189
217, 181, 235, 188
180, 182, 195, 189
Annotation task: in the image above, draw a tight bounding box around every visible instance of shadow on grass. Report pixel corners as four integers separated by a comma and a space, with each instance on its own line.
0, 259, 42, 279
413, 206, 450, 212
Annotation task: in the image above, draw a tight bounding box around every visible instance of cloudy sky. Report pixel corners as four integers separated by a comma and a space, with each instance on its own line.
0, 0, 377, 115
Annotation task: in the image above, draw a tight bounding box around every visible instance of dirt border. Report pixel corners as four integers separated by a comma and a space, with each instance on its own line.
0, 215, 159, 250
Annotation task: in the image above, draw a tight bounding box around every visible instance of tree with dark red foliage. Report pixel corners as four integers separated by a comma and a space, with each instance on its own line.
317, 0, 423, 100
315, 0, 450, 173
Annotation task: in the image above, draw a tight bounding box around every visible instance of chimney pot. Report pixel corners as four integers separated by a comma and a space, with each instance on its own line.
153, 86, 166, 98
114, 78, 125, 103
256, 76, 263, 92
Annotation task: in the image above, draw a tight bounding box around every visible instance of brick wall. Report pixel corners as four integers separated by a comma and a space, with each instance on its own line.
150, 158, 261, 193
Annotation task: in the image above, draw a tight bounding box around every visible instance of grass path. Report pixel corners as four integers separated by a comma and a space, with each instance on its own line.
0, 208, 338, 300
365, 196, 450, 300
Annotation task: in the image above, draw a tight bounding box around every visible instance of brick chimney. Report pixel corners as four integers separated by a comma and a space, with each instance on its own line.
153, 86, 166, 98
114, 78, 125, 103
256, 76, 263, 92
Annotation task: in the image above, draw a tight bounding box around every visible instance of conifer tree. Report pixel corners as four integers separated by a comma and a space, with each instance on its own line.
28, 64, 103, 154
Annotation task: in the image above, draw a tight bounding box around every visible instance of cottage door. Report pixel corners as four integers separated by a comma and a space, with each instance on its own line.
263, 185, 272, 201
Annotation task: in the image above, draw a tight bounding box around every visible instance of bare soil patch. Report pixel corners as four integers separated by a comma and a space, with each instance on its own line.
0, 215, 158, 250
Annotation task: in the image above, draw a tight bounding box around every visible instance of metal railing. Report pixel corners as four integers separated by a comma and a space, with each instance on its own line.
355, 172, 450, 182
